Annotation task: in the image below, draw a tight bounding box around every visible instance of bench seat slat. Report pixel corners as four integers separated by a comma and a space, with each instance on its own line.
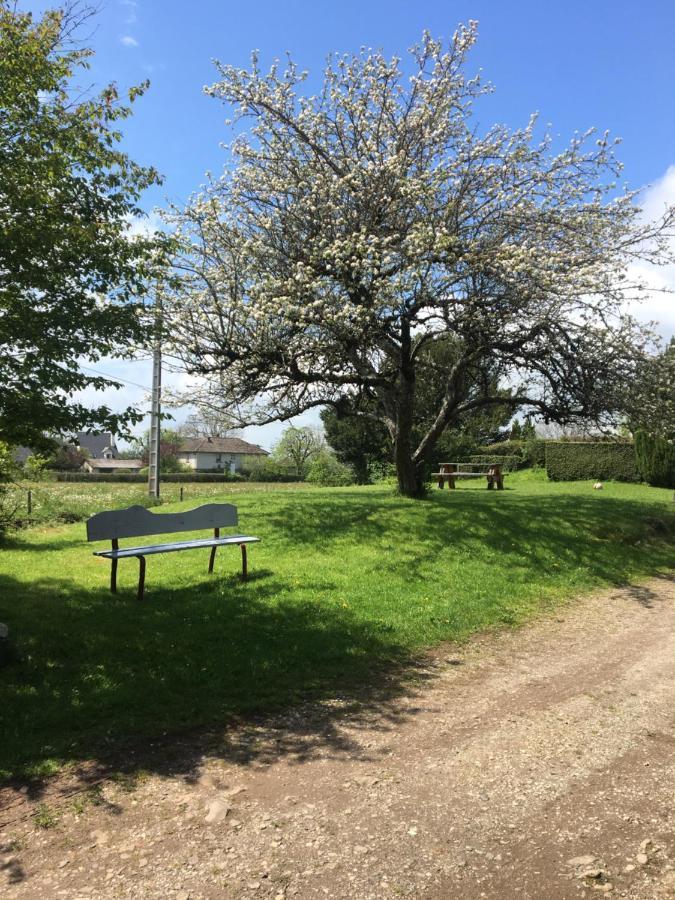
95, 535, 260, 560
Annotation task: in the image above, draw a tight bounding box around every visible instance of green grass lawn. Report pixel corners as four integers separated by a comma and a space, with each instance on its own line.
0, 473, 673, 782
6, 478, 313, 528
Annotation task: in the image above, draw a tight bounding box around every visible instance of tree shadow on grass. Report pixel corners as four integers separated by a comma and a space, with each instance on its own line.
0, 488, 672, 819
0, 566, 429, 810
262, 489, 674, 585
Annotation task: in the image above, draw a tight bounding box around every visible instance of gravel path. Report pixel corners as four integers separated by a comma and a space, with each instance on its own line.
2, 576, 674, 899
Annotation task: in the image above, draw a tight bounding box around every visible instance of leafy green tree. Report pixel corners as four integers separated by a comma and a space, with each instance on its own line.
320, 407, 390, 484
521, 417, 537, 440
46, 443, 89, 471
131, 429, 188, 473
272, 426, 324, 477
306, 451, 355, 487
23, 453, 49, 480
0, 2, 167, 450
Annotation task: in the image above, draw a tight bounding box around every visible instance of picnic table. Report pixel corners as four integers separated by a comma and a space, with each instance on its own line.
431, 462, 505, 490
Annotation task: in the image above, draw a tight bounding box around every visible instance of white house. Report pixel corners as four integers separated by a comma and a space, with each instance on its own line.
176, 437, 268, 473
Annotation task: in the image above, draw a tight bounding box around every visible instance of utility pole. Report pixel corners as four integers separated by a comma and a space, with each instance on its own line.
148, 293, 162, 499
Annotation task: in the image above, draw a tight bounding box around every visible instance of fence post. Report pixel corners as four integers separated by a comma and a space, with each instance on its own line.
27, 489, 32, 515
180, 485, 184, 502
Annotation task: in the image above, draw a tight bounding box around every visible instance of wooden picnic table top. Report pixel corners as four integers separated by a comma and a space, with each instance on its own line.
438, 461, 503, 467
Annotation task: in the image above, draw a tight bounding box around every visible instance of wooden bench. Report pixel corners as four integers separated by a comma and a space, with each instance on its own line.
431, 462, 505, 490
86, 503, 260, 601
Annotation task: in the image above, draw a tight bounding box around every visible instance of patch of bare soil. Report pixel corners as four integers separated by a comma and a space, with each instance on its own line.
2, 576, 674, 899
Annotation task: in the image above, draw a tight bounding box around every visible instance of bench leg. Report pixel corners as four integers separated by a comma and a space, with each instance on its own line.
208, 545, 217, 574
240, 543, 248, 581
110, 559, 118, 594
137, 556, 146, 602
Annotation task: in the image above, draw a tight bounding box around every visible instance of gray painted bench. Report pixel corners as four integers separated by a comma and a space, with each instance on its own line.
86, 503, 260, 601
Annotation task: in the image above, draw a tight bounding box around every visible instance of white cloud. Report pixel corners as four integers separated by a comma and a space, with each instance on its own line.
125, 210, 166, 239
120, 35, 139, 48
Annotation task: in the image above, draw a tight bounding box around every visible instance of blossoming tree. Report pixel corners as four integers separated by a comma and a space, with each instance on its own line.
166, 24, 674, 497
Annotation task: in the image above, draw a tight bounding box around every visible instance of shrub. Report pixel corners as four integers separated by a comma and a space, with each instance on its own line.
634, 431, 675, 489
545, 442, 639, 482
240, 458, 304, 482
23, 454, 50, 481
306, 453, 355, 486
523, 438, 546, 467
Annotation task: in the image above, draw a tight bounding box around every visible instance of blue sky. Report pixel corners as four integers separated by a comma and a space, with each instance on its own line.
28, 0, 675, 446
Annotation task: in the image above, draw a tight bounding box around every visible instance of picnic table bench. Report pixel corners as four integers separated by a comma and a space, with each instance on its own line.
86, 503, 260, 601
431, 462, 505, 490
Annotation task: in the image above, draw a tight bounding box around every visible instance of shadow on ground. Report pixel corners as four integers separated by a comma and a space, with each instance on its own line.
0, 489, 672, 814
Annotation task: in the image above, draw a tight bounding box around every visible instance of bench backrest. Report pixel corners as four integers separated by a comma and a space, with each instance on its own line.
86, 503, 238, 542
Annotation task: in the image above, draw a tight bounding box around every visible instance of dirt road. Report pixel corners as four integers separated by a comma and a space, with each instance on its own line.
2, 576, 674, 899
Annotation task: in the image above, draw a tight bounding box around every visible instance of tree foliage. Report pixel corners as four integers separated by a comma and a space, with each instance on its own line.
627, 338, 675, 439
271, 426, 324, 477
634, 431, 675, 489
0, 2, 167, 450
166, 24, 674, 496
131, 429, 187, 472
320, 407, 390, 483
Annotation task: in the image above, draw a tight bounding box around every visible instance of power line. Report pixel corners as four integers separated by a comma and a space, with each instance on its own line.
78, 364, 152, 392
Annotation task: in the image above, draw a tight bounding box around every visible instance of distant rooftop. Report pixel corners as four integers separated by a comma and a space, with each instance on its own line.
85, 458, 143, 470
177, 437, 268, 455
76, 431, 118, 459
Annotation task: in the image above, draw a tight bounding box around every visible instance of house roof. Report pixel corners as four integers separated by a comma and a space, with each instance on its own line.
76, 431, 118, 459
85, 458, 143, 470
177, 437, 268, 456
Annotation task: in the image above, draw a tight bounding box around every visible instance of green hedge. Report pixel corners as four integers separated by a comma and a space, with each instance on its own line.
545, 442, 640, 482
475, 439, 546, 469
634, 431, 675, 488
55, 472, 146, 483
468, 454, 523, 472
54, 471, 304, 484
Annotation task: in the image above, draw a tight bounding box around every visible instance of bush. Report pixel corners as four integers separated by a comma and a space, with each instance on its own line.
634, 431, 675, 489
306, 453, 355, 486
523, 438, 546, 467
545, 442, 639, 482
240, 458, 305, 482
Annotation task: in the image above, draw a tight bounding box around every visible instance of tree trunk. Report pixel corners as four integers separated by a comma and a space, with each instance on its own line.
395, 446, 424, 497
394, 360, 425, 498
